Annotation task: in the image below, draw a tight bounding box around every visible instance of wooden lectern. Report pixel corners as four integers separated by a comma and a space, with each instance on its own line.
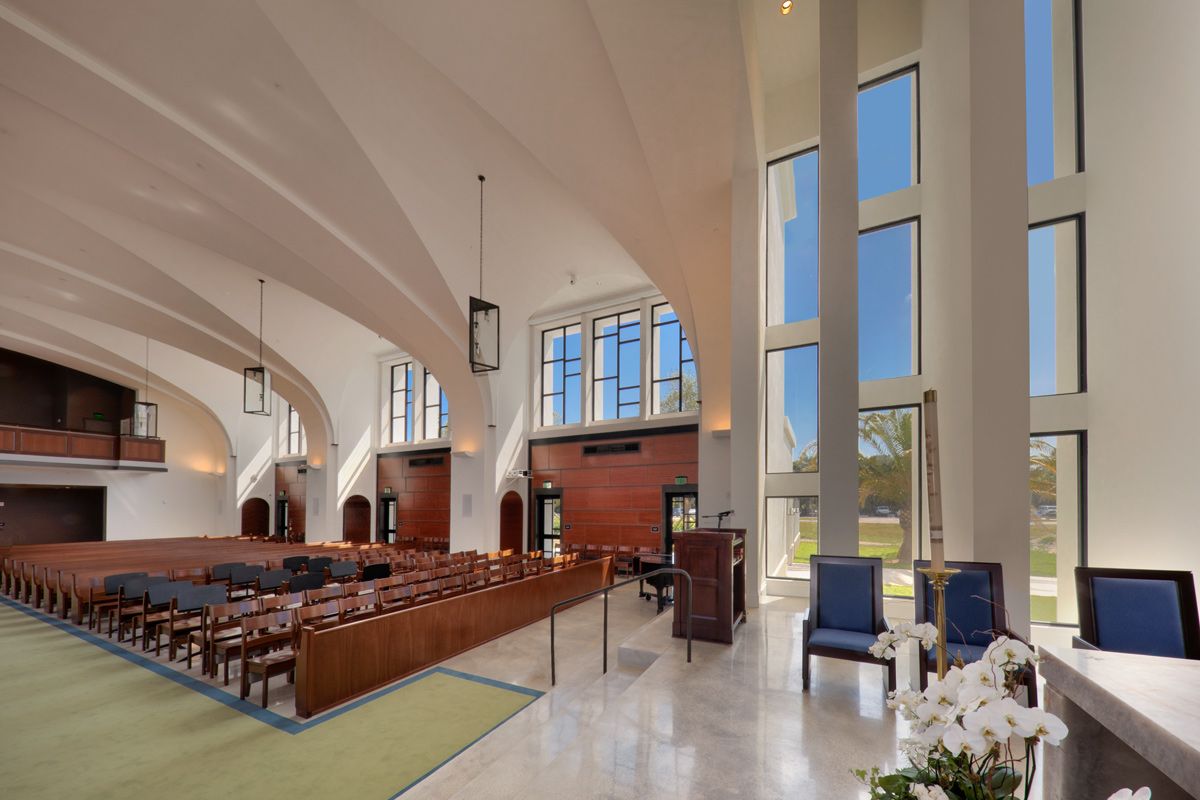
672, 528, 746, 644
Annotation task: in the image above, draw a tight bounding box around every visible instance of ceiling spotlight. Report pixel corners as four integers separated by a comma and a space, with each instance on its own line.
781, 0, 792, 14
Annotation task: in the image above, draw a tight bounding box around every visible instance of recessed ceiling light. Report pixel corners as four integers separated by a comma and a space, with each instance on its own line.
781, 1, 792, 14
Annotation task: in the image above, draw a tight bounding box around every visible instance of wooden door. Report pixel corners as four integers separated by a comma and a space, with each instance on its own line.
343, 495, 371, 543
499, 491, 523, 553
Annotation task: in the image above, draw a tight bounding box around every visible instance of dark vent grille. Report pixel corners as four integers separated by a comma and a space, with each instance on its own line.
582, 442, 641, 455
409, 456, 445, 467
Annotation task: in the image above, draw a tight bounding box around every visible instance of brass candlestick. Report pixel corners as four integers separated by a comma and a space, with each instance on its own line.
917, 566, 959, 679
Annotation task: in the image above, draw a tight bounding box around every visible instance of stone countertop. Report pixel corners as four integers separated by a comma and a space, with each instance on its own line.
1040, 646, 1200, 794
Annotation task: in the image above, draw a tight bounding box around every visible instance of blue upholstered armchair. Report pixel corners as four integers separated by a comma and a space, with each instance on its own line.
1073, 567, 1200, 660
802, 555, 895, 692
913, 560, 1037, 705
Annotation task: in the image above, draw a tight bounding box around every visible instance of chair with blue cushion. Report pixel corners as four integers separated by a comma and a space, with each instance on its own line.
1074, 567, 1200, 660
802, 555, 895, 692
913, 560, 1037, 705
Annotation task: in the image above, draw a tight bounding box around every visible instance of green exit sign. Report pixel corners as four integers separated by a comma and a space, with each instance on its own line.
675, 476, 687, 485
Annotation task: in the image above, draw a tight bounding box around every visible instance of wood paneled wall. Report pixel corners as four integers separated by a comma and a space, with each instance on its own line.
0, 485, 106, 547
530, 430, 698, 550
376, 450, 451, 540
295, 558, 614, 717
275, 464, 307, 542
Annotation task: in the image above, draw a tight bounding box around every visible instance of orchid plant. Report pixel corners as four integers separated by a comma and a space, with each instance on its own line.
855, 624, 1150, 800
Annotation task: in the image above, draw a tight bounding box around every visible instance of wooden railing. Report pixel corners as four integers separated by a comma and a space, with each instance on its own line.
0, 423, 165, 464
295, 558, 615, 718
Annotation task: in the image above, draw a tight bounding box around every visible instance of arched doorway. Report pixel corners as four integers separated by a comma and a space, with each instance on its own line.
241, 497, 270, 537
500, 491, 523, 553
343, 495, 372, 544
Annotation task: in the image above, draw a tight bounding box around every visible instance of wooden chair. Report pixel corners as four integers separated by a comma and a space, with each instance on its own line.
239, 610, 298, 708
109, 575, 170, 641
410, 580, 441, 605
162, 584, 228, 660
254, 568, 292, 598
282, 572, 324, 595
464, 571, 487, 593
296, 600, 341, 631
170, 567, 208, 585
281, 555, 309, 574
1074, 566, 1200, 660
338, 592, 379, 623
404, 570, 431, 586
615, 546, 636, 577
306, 557, 333, 577
373, 574, 404, 592
137, 581, 194, 651
89, 572, 148, 631
361, 562, 392, 582
228, 565, 265, 599
208, 562, 245, 586
194, 599, 260, 683
377, 586, 413, 613
304, 585, 344, 605
439, 574, 466, 599
342, 581, 375, 597
325, 561, 358, 583
914, 560, 1037, 704
802, 555, 895, 693
260, 592, 304, 613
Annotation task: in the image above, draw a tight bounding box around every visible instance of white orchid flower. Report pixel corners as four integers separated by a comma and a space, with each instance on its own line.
1106, 788, 1152, 800
1012, 707, 1069, 745
985, 635, 1035, 669
913, 783, 950, 800
940, 723, 987, 756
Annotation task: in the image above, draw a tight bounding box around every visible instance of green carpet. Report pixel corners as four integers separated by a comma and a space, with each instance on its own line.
0, 598, 539, 799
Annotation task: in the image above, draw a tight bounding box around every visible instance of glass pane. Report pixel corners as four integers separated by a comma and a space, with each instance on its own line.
766, 345, 818, 473
858, 71, 915, 201
680, 363, 698, 411
1030, 434, 1081, 624
594, 377, 615, 421
565, 325, 581, 359
859, 221, 917, 382
766, 150, 819, 326
1026, 0, 1078, 185
766, 497, 818, 580
858, 408, 918, 596
656, 323, 680, 382
564, 375, 580, 424
1029, 220, 1080, 396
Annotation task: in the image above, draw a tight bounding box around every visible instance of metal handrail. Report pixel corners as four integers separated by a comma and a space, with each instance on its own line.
550, 568, 692, 686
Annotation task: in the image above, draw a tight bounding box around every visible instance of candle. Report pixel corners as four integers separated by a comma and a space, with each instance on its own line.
923, 389, 945, 572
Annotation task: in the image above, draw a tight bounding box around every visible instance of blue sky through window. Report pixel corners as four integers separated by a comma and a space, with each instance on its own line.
858, 72, 914, 201
771, 151, 819, 325
859, 222, 916, 382
1029, 225, 1057, 396
1026, 0, 1055, 185
771, 345, 817, 471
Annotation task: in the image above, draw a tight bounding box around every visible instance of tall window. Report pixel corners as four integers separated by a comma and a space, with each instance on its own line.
1030, 432, 1085, 624
423, 369, 449, 439
1029, 217, 1083, 396
765, 496, 818, 581
651, 304, 697, 414
542, 324, 581, 426
285, 404, 304, 455
593, 310, 640, 420
858, 67, 918, 201
766, 149, 819, 326
1026, 0, 1081, 185
390, 363, 413, 444
766, 345, 818, 473
858, 407, 920, 596
859, 220, 919, 381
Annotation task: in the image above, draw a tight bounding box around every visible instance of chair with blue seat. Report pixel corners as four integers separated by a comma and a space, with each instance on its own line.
802, 555, 895, 692
1073, 566, 1200, 660
913, 560, 1037, 705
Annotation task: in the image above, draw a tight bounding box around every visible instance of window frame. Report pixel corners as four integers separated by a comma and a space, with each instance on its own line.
650, 302, 697, 415
285, 403, 303, 456
1028, 213, 1087, 397
1029, 428, 1088, 627
858, 215, 922, 382
592, 309, 642, 421
389, 362, 413, 445
541, 323, 582, 426
857, 402, 924, 597
764, 343, 820, 475
765, 145, 821, 328
423, 368, 449, 440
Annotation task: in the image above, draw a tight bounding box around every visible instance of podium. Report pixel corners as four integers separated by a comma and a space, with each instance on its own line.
672, 528, 746, 644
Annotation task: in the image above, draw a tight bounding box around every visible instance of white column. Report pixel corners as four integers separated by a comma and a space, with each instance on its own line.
922, 0, 1032, 634
816, 0, 859, 557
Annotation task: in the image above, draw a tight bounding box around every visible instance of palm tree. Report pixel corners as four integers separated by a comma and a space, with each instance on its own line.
858, 409, 915, 565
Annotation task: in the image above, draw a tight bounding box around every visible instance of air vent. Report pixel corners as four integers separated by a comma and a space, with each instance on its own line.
409, 456, 445, 468
582, 441, 641, 455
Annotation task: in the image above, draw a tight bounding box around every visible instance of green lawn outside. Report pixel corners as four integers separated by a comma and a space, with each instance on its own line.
1031, 594, 1058, 623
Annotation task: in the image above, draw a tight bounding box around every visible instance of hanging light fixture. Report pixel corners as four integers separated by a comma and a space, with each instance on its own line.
470, 174, 500, 373
127, 336, 158, 438
244, 278, 272, 415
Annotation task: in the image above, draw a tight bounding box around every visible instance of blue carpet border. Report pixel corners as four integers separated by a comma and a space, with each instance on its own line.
0, 593, 544, 739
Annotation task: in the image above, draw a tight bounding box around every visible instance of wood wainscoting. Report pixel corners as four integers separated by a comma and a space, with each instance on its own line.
295, 558, 615, 717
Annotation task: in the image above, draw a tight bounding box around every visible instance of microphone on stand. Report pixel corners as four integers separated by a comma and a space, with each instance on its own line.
700, 510, 734, 530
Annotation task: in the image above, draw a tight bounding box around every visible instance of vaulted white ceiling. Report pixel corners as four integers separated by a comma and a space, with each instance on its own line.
0, 1, 914, 456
